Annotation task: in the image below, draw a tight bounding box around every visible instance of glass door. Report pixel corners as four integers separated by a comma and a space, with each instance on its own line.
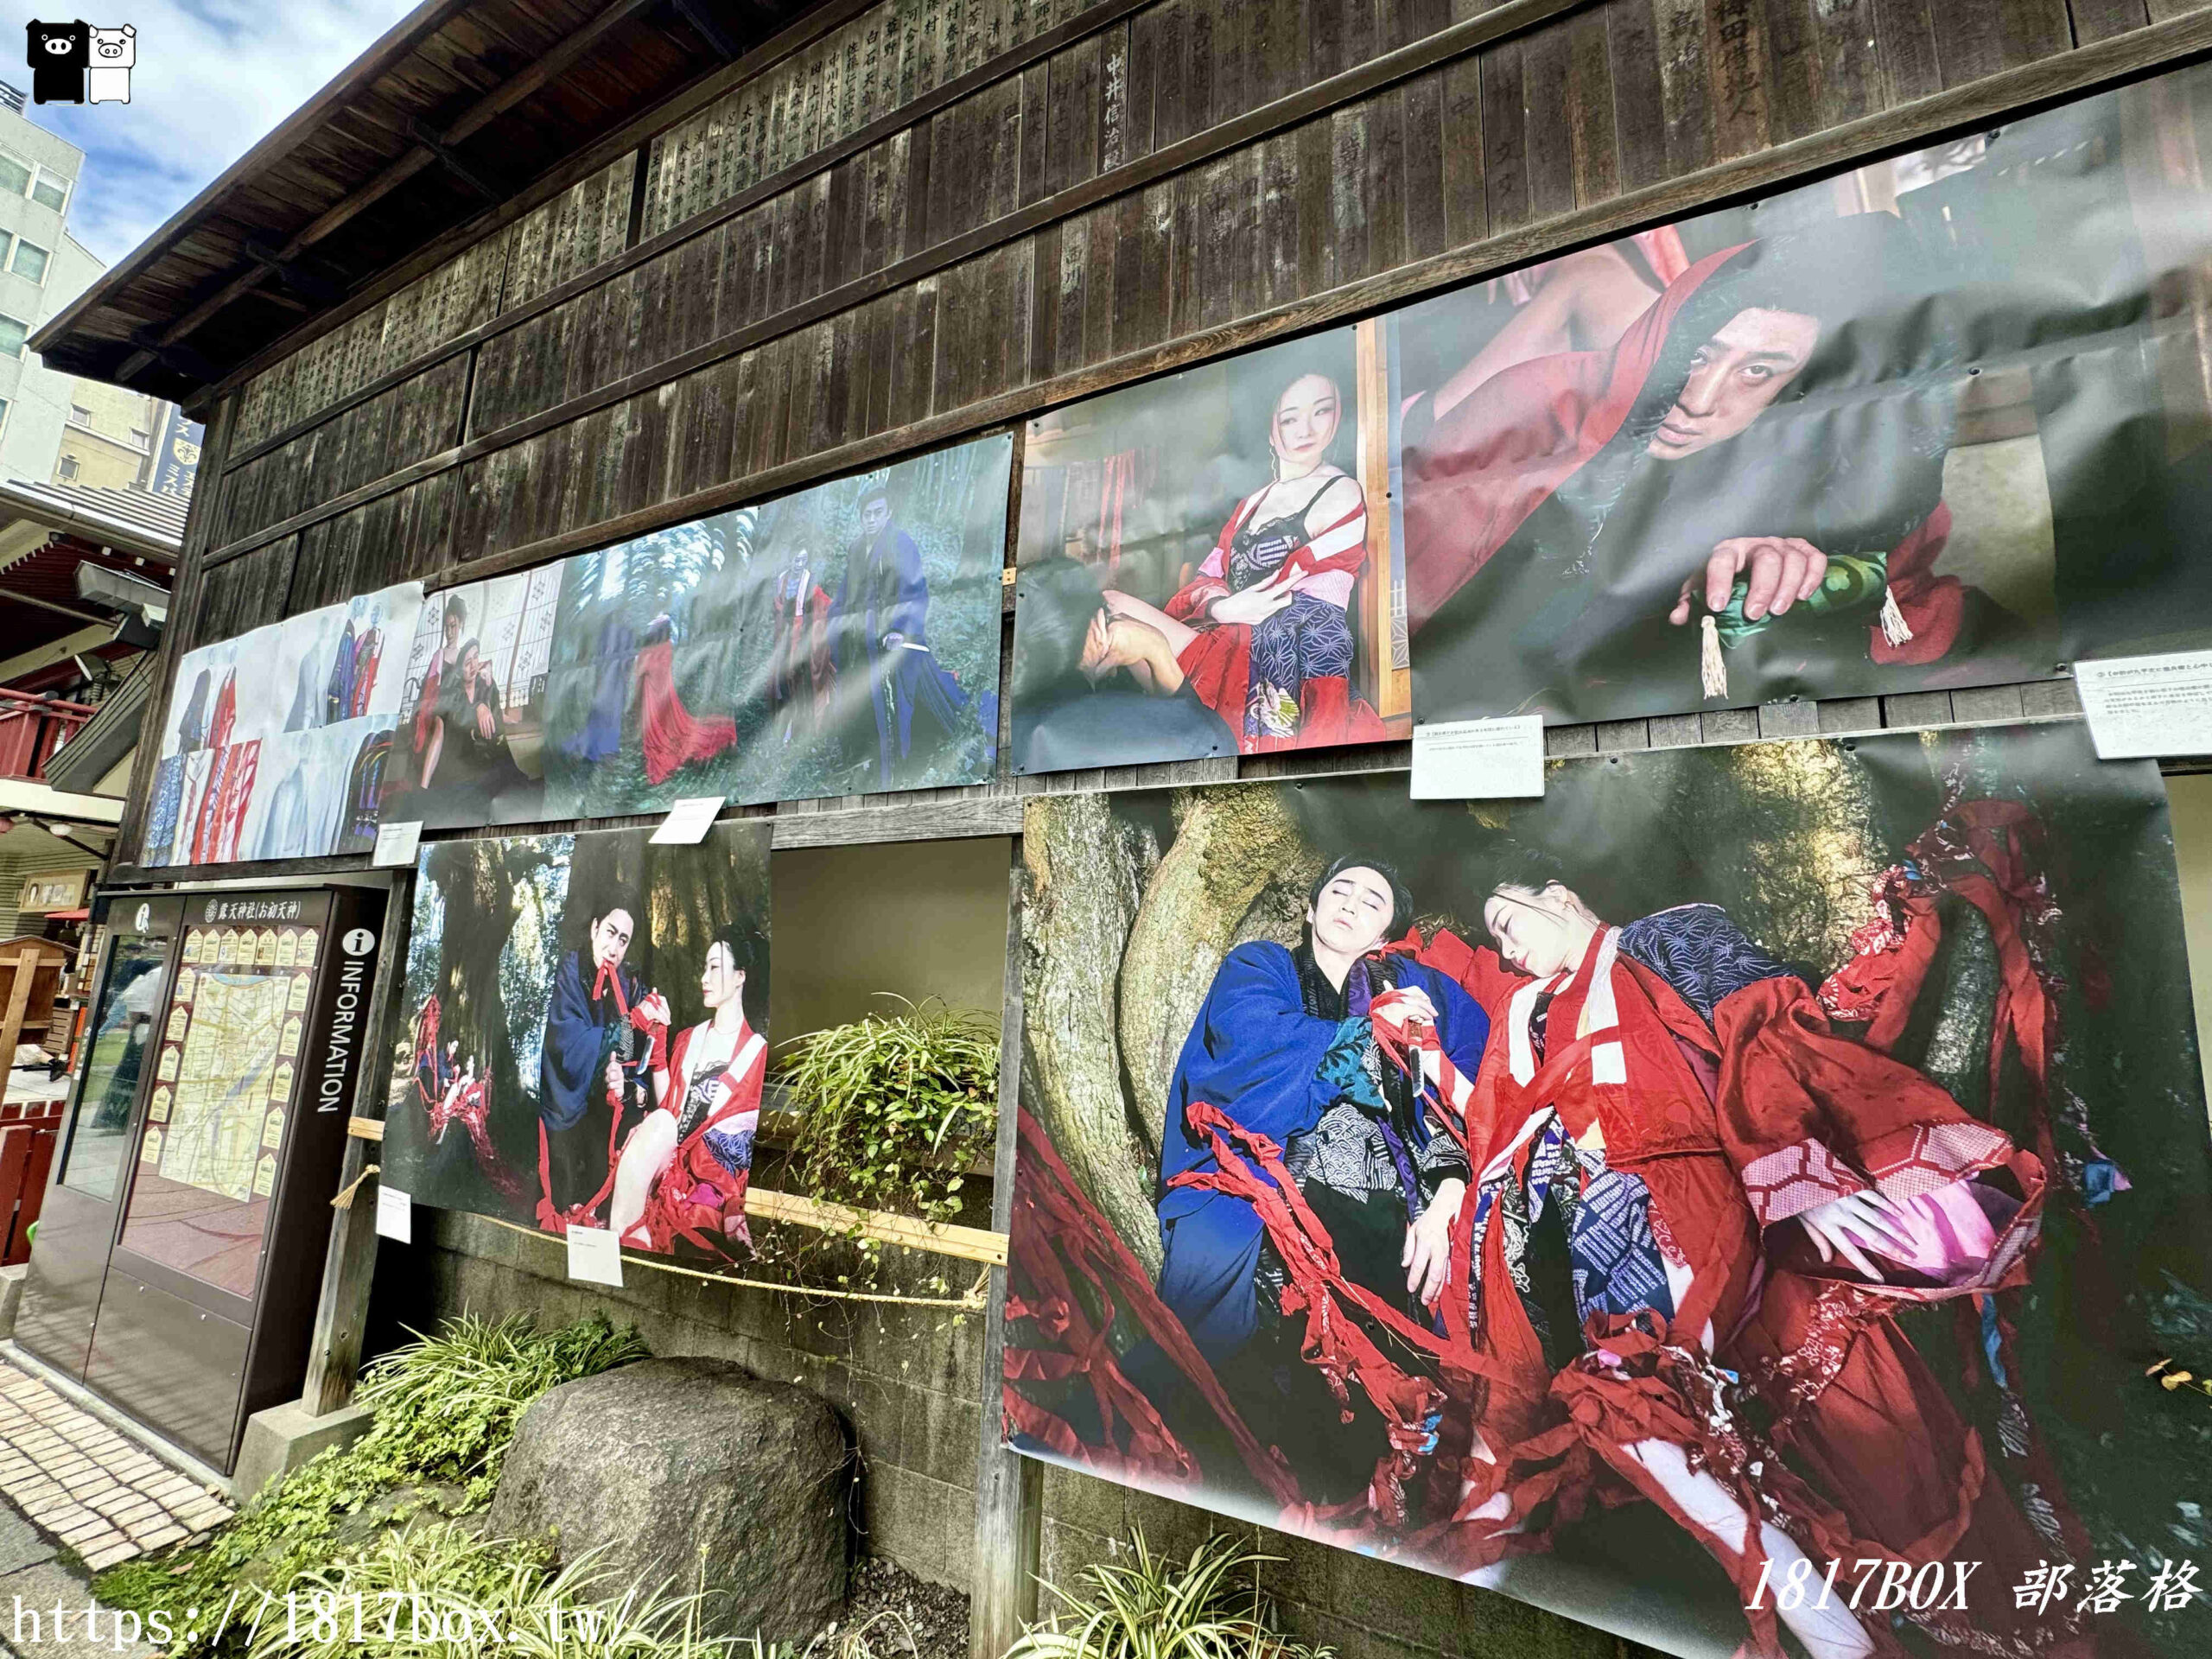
15, 896, 181, 1378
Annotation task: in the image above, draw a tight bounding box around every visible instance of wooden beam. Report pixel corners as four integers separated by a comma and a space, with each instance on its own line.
747, 1187, 1007, 1266
302, 871, 410, 1414
969, 844, 1040, 1659
769, 795, 1024, 849
0, 588, 105, 626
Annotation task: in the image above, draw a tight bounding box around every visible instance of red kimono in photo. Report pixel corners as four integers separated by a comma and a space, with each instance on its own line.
1165, 480, 1389, 754
632, 1020, 766, 1254
1417, 911, 2065, 1657
770, 576, 834, 732
634, 615, 738, 785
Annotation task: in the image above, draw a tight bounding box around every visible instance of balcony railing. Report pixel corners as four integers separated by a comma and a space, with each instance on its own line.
0, 689, 93, 785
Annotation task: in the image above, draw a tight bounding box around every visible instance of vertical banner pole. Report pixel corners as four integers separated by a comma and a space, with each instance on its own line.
302, 868, 412, 1414
969, 840, 1041, 1659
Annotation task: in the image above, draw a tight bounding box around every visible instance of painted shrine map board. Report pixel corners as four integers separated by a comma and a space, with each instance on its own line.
128, 920, 318, 1293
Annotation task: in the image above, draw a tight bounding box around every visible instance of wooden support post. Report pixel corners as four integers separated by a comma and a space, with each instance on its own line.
301, 871, 411, 1415
0, 943, 40, 1091
969, 842, 1042, 1659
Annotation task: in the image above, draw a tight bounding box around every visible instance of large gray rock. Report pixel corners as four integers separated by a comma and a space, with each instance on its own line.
486, 1357, 851, 1642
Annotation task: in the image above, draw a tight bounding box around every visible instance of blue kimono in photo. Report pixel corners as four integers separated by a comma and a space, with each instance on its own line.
1154, 940, 1491, 1361
835, 522, 973, 787
537, 944, 646, 1215
539, 948, 645, 1134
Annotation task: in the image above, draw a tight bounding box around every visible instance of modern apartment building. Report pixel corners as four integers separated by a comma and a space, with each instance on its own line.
0, 84, 171, 489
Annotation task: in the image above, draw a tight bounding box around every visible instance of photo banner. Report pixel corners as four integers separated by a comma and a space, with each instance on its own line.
382, 435, 1013, 831
1400, 60, 2212, 724
143, 581, 424, 869
380, 820, 772, 1257
1004, 724, 2212, 1656
1011, 323, 1408, 774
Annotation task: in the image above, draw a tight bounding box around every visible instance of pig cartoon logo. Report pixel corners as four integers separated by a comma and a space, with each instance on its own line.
24, 21, 88, 105
87, 23, 131, 104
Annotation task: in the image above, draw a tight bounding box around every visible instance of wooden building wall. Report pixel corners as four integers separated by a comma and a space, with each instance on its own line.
124, 0, 2212, 876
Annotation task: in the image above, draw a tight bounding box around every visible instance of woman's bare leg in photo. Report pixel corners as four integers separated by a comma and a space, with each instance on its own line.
421, 719, 446, 788
1100, 589, 1199, 656
1626, 1440, 1872, 1659
609, 1111, 678, 1245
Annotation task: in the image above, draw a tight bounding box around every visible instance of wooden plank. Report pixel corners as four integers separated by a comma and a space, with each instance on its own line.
770, 793, 1024, 846
1561, 10, 1617, 210
747, 1187, 1007, 1264
1479, 41, 1531, 232
1604, 0, 1670, 194
1520, 21, 1578, 219
1651, 0, 1717, 176
967, 842, 1041, 1659
1705, 0, 1773, 160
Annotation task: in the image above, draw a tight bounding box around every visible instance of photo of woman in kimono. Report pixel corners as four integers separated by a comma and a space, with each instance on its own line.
1099, 372, 1388, 754
1141, 856, 1489, 1508
1402, 212, 2049, 721
606, 928, 766, 1253
767, 545, 834, 745
410, 639, 535, 820
536, 901, 662, 1229
1430, 861, 2064, 1659
408, 594, 470, 781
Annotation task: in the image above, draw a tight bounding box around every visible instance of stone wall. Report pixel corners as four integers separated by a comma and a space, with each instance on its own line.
383, 1210, 1647, 1659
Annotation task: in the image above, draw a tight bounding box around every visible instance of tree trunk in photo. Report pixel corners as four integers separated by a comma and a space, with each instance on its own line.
1694, 740, 1887, 974
1020, 793, 1161, 1276
1117, 785, 1319, 1156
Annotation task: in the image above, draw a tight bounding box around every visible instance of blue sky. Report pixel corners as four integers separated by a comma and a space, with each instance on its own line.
10, 1, 418, 264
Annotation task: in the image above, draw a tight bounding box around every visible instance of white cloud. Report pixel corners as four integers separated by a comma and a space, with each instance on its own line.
16, 1, 421, 266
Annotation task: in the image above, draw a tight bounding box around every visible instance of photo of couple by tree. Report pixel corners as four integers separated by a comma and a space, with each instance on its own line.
1005, 725, 2212, 1658
383, 822, 772, 1259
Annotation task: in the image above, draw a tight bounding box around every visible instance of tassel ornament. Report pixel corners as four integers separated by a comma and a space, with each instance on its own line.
1700, 613, 1728, 700
1879, 582, 1915, 647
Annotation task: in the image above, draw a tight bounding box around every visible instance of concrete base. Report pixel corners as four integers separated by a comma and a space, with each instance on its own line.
0, 1262, 25, 1340
230, 1398, 374, 1504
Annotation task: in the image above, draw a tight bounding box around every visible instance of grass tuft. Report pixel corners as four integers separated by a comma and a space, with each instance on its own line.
1006, 1530, 1332, 1659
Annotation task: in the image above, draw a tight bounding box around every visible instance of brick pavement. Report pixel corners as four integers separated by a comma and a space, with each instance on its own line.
0, 1359, 231, 1572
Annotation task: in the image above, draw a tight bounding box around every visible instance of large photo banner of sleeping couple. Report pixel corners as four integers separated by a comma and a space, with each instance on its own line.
142, 582, 424, 869
379, 435, 1012, 830
1004, 723, 2212, 1657
380, 820, 772, 1258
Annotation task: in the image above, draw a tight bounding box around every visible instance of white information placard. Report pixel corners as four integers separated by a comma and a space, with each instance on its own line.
2074, 651, 2212, 760
374, 1183, 412, 1243
565, 1224, 625, 1287
650, 796, 726, 845
372, 819, 424, 868
1409, 716, 1547, 800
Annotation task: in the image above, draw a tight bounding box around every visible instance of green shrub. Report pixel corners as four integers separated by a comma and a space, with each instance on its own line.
1007, 1529, 1332, 1659
95, 1312, 646, 1658
771, 996, 998, 1230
